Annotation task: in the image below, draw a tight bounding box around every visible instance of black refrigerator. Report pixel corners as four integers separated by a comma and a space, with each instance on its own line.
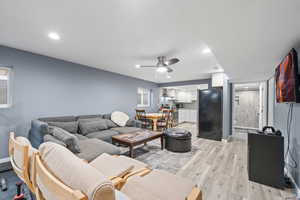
197, 88, 223, 141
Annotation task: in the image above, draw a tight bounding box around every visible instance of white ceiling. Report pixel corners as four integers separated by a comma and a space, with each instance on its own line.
0, 0, 300, 83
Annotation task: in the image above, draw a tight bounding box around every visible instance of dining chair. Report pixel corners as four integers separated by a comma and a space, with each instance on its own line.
157, 110, 170, 131
135, 109, 152, 129
168, 110, 175, 128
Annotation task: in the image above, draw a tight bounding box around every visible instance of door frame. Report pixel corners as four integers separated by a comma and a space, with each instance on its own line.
231, 81, 268, 134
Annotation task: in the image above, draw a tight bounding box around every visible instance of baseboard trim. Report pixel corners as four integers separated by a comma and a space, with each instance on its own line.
221, 139, 228, 143
285, 168, 300, 198
0, 157, 11, 172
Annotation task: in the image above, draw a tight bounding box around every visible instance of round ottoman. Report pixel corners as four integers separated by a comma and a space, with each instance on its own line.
164, 128, 192, 152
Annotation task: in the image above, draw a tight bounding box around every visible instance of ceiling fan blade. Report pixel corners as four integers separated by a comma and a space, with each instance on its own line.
165, 58, 180, 66
167, 67, 173, 73
140, 65, 157, 68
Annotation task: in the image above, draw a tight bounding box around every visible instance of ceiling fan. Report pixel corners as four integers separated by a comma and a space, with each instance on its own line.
135, 56, 180, 73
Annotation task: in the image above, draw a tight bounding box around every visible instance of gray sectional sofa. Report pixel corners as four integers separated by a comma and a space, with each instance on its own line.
29, 113, 142, 162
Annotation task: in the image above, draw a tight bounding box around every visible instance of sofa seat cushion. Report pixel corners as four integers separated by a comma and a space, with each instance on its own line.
86, 130, 119, 143
121, 169, 196, 200
111, 127, 142, 134
74, 134, 89, 140
76, 139, 121, 162
38, 142, 115, 200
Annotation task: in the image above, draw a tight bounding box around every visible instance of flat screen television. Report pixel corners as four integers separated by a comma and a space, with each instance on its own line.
275, 48, 300, 103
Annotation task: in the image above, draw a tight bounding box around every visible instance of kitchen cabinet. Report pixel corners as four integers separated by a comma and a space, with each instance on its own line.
191, 90, 197, 101
167, 89, 176, 98
178, 109, 197, 123
176, 90, 192, 103
190, 110, 197, 122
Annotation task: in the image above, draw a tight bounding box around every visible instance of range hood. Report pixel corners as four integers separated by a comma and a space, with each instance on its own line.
162, 88, 168, 97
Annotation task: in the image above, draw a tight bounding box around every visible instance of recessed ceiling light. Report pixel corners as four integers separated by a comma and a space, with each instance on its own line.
135, 64, 141, 69
48, 32, 60, 40
166, 74, 171, 79
156, 66, 168, 73
202, 47, 211, 54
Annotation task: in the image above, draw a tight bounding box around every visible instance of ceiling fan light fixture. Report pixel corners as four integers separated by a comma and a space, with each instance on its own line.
202, 47, 211, 54
48, 32, 60, 40
156, 66, 168, 73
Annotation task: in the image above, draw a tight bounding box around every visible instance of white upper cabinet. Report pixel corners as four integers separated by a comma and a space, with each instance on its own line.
167, 89, 176, 98
160, 84, 209, 103
176, 90, 192, 103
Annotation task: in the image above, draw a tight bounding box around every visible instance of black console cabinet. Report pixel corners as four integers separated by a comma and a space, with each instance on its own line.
248, 132, 284, 188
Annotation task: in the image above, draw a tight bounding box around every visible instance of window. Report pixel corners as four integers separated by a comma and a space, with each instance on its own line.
137, 87, 151, 107
0, 67, 11, 108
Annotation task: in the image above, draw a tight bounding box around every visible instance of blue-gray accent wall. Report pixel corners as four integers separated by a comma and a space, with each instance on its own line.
274, 47, 300, 190
0, 45, 159, 159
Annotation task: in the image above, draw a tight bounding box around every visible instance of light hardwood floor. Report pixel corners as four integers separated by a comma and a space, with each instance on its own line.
176, 123, 297, 200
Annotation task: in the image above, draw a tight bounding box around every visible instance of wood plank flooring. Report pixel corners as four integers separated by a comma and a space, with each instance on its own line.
176, 124, 297, 200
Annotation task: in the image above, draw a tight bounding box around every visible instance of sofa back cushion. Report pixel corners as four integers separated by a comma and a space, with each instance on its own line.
47, 121, 78, 134
111, 111, 130, 127
78, 119, 108, 135
39, 116, 77, 122
102, 113, 111, 120
49, 126, 81, 153
77, 115, 103, 120
104, 119, 118, 128
38, 142, 115, 200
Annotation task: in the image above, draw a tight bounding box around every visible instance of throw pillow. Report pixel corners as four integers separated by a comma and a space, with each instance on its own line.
47, 121, 78, 134
78, 119, 108, 135
49, 126, 81, 153
111, 111, 130, 127
43, 134, 67, 147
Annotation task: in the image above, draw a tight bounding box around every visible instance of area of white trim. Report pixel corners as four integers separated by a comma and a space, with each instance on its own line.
0, 157, 10, 164
0, 67, 12, 108
286, 169, 300, 198
221, 139, 228, 143
0, 104, 12, 109
137, 87, 151, 107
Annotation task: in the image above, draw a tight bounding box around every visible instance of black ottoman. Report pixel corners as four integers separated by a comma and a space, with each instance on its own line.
164, 128, 192, 152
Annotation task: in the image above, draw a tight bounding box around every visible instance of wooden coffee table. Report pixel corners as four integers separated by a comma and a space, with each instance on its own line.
112, 130, 164, 158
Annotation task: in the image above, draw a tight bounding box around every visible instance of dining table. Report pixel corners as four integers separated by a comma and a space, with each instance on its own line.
143, 112, 163, 131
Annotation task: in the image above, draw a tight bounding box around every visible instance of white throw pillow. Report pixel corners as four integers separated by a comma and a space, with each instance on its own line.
111, 111, 130, 127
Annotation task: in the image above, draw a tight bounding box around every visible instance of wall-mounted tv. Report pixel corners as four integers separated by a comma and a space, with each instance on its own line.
275, 48, 300, 103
